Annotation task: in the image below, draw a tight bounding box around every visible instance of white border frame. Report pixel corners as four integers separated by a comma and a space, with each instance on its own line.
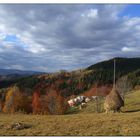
0, 0, 140, 4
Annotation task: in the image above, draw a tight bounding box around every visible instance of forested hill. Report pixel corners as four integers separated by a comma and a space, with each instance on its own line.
1, 57, 140, 115
1, 57, 140, 98
86, 57, 140, 84
87, 57, 140, 74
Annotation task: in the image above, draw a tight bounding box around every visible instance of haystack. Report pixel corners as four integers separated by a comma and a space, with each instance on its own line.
104, 87, 124, 113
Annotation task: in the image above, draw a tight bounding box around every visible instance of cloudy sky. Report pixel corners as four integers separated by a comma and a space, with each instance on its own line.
0, 4, 140, 72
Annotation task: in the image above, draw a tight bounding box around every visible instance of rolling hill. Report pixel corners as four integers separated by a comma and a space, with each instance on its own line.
0, 57, 140, 115
0, 57, 140, 97
86, 57, 140, 83
0, 69, 44, 88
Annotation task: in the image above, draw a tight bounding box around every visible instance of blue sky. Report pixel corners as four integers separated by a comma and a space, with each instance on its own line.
4, 35, 19, 42
0, 4, 140, 72
120, 5, 140, 17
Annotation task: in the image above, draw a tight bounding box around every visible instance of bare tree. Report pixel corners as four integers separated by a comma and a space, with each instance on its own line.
116, 76, 133, 101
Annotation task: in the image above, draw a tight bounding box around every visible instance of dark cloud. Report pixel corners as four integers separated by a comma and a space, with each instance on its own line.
0, 4, 140, 72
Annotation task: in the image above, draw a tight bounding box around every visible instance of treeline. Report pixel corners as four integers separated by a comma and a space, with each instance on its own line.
37, 68, 140, 98
127, 69, 140, 87
1, 57, 140, 111
0, 75, 41, 89
0, 85, 68, 115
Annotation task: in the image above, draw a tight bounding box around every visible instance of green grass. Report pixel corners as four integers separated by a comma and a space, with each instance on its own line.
0, 90, 139, 136
78, 98, 105, 114
122, 90, 140, 112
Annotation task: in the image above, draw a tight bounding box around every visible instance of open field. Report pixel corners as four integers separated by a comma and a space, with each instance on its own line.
0, 112, 140, 136
0, 90, 140, 136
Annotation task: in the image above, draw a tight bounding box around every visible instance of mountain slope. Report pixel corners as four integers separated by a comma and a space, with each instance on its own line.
87, 57, 140, 77
1, 57, 140, 97
85, 57, 140, 84
0, 69, 44, 88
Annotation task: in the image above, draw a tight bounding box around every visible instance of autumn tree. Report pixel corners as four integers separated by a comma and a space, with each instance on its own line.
40, 95, 49, 115
18, 95, 32, 113
0, 100, 4, 112
46, 89, 68, 115
32, 91, 42, 114
3, 85, 23, 113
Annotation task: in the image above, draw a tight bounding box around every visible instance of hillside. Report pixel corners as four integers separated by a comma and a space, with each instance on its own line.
1, 57, 140, 97
0, 69, 43, 87
0, 57, 140, 115
87, 57, 140, 73
18, 57, 140, 96
0, 89, 139, 136
86, 57, 140, 83
0, 69, 44, 88
68, 89, 140, 115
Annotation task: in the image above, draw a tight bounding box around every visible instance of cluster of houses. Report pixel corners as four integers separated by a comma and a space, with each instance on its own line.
67, 95, 98, 109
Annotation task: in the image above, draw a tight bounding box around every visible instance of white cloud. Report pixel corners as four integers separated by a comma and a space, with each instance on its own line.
87, 9, 98, 18
0, 33, 6, 40
81, 8, 98, 18
0, 4, 140, 72
26, 44, 47, 54
121, 47, 137, 52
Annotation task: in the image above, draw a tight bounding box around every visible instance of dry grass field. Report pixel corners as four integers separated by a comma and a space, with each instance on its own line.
0, 90, 140, 136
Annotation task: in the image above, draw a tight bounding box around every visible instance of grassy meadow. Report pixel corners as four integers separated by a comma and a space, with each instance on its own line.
0, 90, 140, 136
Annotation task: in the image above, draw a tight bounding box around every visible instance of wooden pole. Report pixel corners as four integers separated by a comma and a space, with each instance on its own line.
114, 58, 116, 88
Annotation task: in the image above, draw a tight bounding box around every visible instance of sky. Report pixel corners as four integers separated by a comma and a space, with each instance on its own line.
0, 4, 140, 72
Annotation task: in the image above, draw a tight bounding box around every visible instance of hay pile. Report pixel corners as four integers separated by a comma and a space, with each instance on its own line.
104, 87, 124, 113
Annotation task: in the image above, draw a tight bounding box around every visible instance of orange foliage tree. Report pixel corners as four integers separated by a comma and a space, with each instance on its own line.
19, 94, 32, 113
3, 85, 23, 113
46, 89, 68, 115
31, 84, 68, 115
32, 91, 42, 114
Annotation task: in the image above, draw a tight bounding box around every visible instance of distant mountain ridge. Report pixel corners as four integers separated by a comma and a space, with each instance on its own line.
0, 69, 43, 76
